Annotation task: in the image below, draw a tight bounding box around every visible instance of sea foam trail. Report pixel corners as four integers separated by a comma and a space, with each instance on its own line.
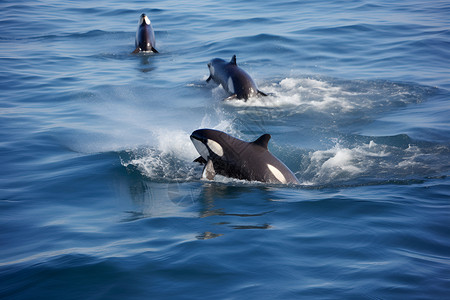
222, 77, 434, 114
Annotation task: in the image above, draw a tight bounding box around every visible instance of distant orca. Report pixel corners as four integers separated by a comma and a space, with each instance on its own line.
190, 129, 299, 184
132, 13, 158, 53
206, 55, 267, 100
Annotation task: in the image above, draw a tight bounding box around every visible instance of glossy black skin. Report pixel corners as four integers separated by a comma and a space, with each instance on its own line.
206, 55, 266, 100
134, 13, 158, 53
190, 129, 299, 184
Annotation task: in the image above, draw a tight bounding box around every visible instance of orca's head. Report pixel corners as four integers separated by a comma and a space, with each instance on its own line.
190, 129, 228, 161
207, 58, 226, 78
138, 13, 151, 27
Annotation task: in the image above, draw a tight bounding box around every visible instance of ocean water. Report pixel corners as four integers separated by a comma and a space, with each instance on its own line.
1, 0, 449, 298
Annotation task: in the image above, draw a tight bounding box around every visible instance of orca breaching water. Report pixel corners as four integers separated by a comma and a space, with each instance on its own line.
133, 13, 158, 53
207, 55, 267, 100
190, 129, 300, 185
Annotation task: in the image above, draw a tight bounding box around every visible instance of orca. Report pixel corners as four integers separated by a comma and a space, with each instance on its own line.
206, 55, 267, 100
133, 13, 158, 53
190, 129, 299, 185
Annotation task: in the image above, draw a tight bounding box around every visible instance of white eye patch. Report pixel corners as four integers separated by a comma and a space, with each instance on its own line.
267, 164, 287, 184
207, 139, 224, 157
139, 16, 151, 25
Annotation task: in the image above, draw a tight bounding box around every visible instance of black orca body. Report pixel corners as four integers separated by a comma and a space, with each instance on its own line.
206, 55, 267, 101
190, 129, 299, 185
133, 13, 158, 53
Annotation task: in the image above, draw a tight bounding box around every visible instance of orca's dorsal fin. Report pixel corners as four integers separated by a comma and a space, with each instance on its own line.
230, 55, 237, 65
252, 134, 271, 149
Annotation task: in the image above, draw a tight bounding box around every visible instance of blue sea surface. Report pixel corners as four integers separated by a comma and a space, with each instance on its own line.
1, 0, 449, 299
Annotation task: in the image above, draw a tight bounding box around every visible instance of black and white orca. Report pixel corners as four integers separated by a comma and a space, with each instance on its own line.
206, 55, 267, 100
190, 129, 299, 185
133, 13, 158, 53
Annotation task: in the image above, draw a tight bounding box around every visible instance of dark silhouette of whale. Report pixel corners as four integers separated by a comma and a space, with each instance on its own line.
190, 129, 299, 184
206, 55, 267, 100
133, 13, 158, 53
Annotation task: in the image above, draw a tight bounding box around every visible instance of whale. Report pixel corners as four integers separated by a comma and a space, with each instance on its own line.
206, 55, 267, 100
190, 129, 299, 185
133, 13, 158, 53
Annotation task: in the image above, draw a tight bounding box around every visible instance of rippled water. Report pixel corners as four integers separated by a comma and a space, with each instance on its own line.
1, 0, 449, 299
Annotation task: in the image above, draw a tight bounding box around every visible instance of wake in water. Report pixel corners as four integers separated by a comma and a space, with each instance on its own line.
121, 135, 450, 187
117, 76, 445, 186
223, 76, 435, 114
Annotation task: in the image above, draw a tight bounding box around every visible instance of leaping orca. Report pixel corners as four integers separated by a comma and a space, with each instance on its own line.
190, 129, 299, 185
133, 13, 158, 53
206, 55, 267, 101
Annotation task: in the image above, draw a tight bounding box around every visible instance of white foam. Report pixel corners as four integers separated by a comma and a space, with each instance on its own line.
302, 140, 391, 185
121, 147, 199, 181
121, 116, 233, 181
299, 138, 445, 185
154, 128, 198, 161
223, 77, 359, 111
305, 145, 363, 184
222, 77, 426, 118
